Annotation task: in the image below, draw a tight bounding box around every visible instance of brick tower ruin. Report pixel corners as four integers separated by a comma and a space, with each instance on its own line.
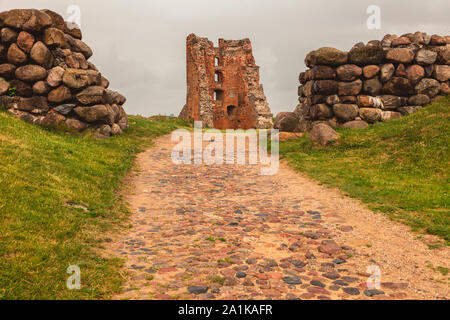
179, 34, 273, 129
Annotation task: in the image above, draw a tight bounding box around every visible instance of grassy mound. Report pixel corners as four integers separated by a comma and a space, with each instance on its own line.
0, 110, 187, 299
280, 97, 449, 244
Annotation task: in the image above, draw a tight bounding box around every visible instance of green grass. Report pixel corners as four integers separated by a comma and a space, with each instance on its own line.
280, 97, 450, 244
210, 276, 225, 285
0, 110, 187, 299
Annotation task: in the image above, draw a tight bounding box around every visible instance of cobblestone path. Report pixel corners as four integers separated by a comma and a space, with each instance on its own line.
110, 134, 449, 300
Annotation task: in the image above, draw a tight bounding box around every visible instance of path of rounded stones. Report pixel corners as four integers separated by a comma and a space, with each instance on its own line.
107, 134, 449, 300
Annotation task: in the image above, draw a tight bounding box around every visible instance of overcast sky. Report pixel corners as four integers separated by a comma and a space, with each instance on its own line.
2, 0, 449, 116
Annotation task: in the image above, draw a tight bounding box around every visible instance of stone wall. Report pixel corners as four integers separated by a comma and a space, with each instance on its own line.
179, 34, 273, 130
277, 32, 450, 132
0, 9, 128, 136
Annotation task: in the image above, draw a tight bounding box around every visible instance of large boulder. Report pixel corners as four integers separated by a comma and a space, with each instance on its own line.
62, 68, 101, 89
363, 65, 380, 78
47, 85, 72, 104
336, 64, 362, 81
381, 111, 402, 121
434, 65, 450, 82
441, 82, 450, 95
363, 78, 382, 96
357, 95, 383, 108
310, 65, 336, 80
64, 22, 83, 40
434, 46, 450, 65
53, 103, 76, 115
348, 45, 384, 65
30, 41, 53, 69
75, 86, 106, 105
66, 52, 88, 69
333, 104, 359, 122
39, 112, 66, 127
305, 95, 327, 105
380, 95, 408, 108
415, 78, 441, 98
299, 72, 307, 85
0, 63, 16, 79
15, 65, 47, 82
326, 94, 340, 105
43, 27, 68, 48
16, 31, 35, 53
274, 112, 299, 132
310, 103, 333, 120
46, 66, 65, 87
430, 34, 446, 46
293, 103, 312, 132
16, 96, 50, 112
342, 120, 369, 129
100, 76, 109, 89
359, 108, 382, 123
307, 47, 348, 67
32, 81, 49, 95
0, 77, 9, 95
71, 38, 93, 59
391, 36, 411, 46
380, 63, 395, 82
395, 64, 406, 77
301, 81, 314, 96
338, 79, 362, 96
1, 27, 18, 43
408, 94, 430, 106
308, 123, 340, 146
7, 43, 27, 65
313, 80, 338, 95
1, 9, 52, 33
74, 105, 109, 123
65, 118, 87, 132
385, 48, 415, 64
405, 65, 425, 84
104, 90, 126, 105
41, 9, 66, 31
383, 77, 414, 96
415, 49, 437, 65
398, 106, 422, 115
37, 11, 79, 40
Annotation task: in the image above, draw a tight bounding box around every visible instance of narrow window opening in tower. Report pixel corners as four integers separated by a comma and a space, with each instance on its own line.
215, 71, 222, 83
215, 57, 219, 67
227, 105, 237, 117
214, 90, 223, 101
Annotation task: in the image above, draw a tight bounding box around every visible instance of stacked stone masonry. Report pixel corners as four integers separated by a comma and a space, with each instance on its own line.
0, 9, 128, 136
179, 34, 273, 130
278, 32, 450, 132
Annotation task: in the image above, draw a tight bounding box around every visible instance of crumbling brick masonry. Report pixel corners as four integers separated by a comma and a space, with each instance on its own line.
179, 34, 273, 130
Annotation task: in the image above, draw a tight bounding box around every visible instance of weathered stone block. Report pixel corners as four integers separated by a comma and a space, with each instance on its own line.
336, 64, 362, 81
308, 47, 348, 67
348, 45, 384, 65
332, 104, 359, 122
338, 79, 362, 96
